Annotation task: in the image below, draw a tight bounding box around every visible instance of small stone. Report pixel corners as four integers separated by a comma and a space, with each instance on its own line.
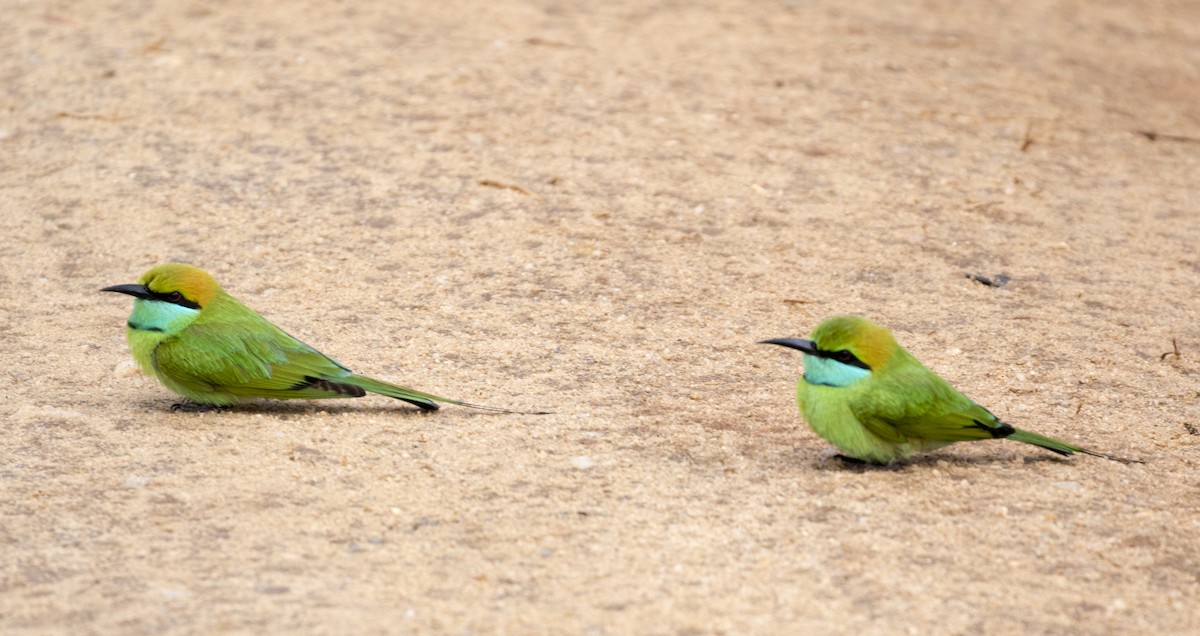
570, 456, 595, 470
114, 358, 141, 377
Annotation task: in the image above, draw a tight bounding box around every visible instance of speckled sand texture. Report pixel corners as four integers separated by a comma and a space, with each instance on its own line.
2, 1, 1199, 634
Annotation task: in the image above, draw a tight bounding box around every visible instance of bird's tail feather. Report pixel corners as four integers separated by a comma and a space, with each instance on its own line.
1009, 428, 1143, 464
346, 374, 549, 414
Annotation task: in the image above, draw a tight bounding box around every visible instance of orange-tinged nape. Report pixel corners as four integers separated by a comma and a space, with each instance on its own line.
808, 315, 900, 371
138, 263, 223, 308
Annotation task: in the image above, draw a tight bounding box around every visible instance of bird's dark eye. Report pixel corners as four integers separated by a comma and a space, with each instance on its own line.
168, 291, 183, 302
828, 349, 871, 370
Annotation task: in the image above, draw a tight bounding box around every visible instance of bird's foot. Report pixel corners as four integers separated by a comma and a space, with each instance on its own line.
835, 453, 906, 471
170, 401, 223, 413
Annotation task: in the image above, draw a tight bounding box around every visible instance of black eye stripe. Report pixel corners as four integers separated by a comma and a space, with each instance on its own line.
147, 289, 201, 309
814, 346, 871, 370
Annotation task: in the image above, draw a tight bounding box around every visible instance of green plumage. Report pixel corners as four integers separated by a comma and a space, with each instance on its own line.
147, 295, 442, 409
765, 315, 1139, 464
105, 263, 543, 413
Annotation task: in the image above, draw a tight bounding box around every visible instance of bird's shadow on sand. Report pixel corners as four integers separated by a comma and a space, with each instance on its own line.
139, 399, 475, 418
810, 452, 1075, 472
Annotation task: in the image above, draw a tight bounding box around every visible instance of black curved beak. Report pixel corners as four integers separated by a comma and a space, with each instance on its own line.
101, 284, 154, 300
758, 338, 819, 355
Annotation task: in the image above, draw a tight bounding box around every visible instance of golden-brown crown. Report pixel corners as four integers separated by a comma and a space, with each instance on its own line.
138, 263, 222, 308
808, 315, 899, 371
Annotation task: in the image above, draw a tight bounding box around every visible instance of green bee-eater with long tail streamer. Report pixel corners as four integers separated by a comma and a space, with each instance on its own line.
103, 263, 546, 414
761, 315, 1140, 464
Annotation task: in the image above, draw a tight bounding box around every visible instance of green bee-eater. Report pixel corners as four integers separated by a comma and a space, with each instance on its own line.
103, 263, 545, 413
761, 315, 1139, 464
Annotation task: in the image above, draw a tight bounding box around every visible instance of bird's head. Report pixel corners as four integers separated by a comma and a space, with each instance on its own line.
102, 264, 223, 334
760, 315, 899, 387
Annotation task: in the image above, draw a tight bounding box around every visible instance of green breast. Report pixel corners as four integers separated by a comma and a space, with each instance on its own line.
797, 380, 911, 463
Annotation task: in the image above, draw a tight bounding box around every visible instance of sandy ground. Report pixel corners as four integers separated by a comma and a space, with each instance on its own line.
3, 1, 1199, 633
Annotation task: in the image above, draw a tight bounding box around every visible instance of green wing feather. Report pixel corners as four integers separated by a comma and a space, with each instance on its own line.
849, 353, 1140, 462
152, 299, 439, 409
850, 354, 1012, 445
147, 294, 548, 414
